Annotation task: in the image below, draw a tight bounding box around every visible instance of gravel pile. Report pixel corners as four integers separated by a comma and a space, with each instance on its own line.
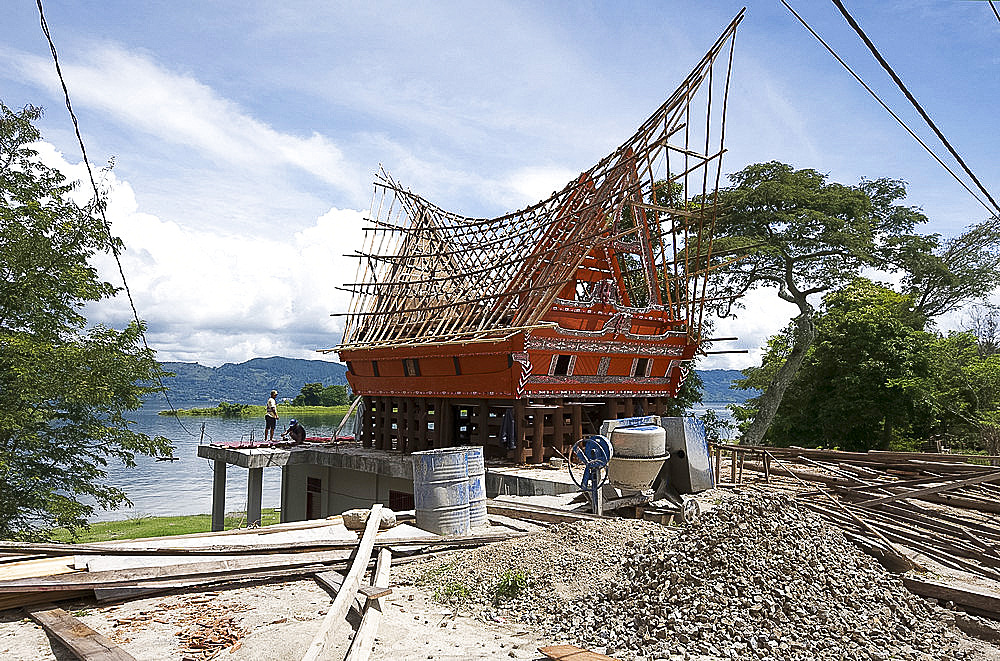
399, 517, 664, 612
534, 490, 966, 661
406, 491, 974, 660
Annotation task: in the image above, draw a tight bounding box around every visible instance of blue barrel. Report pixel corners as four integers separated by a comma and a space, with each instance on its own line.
412, 449, 470, 535
463, 446, 487, 528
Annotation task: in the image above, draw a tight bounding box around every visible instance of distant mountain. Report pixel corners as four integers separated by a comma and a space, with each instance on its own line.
697, 368, 757, 404
156, 357, 348, 404
152, 357, 752, 406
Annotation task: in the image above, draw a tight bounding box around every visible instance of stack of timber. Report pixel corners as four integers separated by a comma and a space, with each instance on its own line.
0, 509, 528, 611
713, 444, 1000, 618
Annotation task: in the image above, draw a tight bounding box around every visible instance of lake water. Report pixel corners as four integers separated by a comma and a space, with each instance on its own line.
91, 400, 347, 522
92, 400, 735, 522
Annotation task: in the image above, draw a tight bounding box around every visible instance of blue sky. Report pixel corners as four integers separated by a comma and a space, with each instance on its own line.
2, 1, 998, 368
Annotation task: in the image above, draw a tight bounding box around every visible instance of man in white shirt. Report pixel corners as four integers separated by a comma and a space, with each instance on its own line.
265, 390, 278, 441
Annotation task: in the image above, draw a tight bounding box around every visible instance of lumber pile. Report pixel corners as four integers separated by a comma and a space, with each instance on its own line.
0, 506, 535, 660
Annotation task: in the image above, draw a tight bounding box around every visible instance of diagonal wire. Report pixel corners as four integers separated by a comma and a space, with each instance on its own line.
35, 0, 196, 438
990, 0, 1000, 24
780, 0, 997, 217
829, 0, 1000, 215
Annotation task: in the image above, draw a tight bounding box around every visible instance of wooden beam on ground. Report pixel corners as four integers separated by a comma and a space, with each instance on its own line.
313, 571, 365, 617
486, 500, 604, 525
0, 550, 351, 593
857, 471, 1000, 508
26, 604, 137, 661
902, 576, 1000, 619
302, 504, 383, 661
345, 548, 392, 661
539, 644, 622, 660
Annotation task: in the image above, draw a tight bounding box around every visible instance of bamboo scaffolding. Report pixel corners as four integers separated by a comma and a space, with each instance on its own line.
337, 12, 744, 353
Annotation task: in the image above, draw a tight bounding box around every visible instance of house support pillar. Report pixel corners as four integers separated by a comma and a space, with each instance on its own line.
247, 467, 263, 527
211, 459, 227, 532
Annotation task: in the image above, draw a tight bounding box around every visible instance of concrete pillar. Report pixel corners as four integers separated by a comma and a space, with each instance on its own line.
280, 465, 288, 524
247, 467, 263, 527
211, 459, 227, 532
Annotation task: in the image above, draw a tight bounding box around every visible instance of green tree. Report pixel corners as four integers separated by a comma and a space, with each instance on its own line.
735, 280, 930, 451
710, 162, 927, 445
895, 217, 1000, 319
897, 332, 1000, 454
292, 382, 324, 406
319, 384, 349, 406
0, 103, 172, 539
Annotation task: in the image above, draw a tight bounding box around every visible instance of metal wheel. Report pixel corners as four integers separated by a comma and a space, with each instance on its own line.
567, 435, 612, 492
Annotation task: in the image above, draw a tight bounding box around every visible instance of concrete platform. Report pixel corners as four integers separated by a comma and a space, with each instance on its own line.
197, 441, 581, 531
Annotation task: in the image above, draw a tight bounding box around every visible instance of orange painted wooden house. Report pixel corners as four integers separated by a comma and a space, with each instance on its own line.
329, 13, 743, 463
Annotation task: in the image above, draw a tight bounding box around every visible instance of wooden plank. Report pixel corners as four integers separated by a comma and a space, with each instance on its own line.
0, 550, 351, 592
314, 570, 365, 616
857, 471, 1000, 508
487, 500, 604, 524
902, 576, 1000, 617
344, 548, 392, 661
539, 644, 621, 660
316, 571, 389, 603
302, 504, 383, 661
27, 604, 137, 661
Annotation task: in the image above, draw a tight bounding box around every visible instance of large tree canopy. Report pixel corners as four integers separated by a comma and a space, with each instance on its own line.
736, 279, 1000, 453
0, 103, 171, 539
710, 162, 926, 444
735, 280, 930, 451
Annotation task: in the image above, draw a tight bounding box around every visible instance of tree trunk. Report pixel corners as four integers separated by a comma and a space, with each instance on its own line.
742, 306, 816, 446
880, 418, 893, 450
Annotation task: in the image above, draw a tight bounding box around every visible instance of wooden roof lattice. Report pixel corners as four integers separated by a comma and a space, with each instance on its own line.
335, 11, 744, 352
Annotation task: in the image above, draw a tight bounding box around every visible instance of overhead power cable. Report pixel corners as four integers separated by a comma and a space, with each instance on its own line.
779, 0, 997, 218
35, 0, 195, 437
829, 0, 1000, 216
990, 1, 1000, 24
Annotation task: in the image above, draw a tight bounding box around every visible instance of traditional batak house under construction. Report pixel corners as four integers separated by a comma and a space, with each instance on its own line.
327, 13, 743, 465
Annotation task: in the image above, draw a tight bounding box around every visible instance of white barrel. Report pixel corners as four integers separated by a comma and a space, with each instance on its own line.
463, 446, 488, 528
610, 425, 667, 458
412, 449, 470, 535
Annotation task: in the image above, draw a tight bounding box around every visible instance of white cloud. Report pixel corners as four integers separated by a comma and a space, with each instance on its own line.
700, 288, 800, 371
5, 44, 353, 192
496, 165, 578, 210
25, 144, 367, 366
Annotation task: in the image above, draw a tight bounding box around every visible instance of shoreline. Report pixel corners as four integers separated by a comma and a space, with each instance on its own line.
159, 403, 350, 417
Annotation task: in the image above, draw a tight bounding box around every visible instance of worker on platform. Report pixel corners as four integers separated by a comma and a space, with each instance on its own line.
265, 390, 278, 441
283, 419, 306, 444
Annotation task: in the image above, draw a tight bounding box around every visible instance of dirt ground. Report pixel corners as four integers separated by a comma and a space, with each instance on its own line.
0, 577, 556, 661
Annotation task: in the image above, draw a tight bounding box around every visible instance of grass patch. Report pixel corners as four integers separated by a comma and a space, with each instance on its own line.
491, 570, 530, 605
161, 404, 350, 417
434, 581, 471, 603
416, 561, 472, 604
50, 508, 282, 542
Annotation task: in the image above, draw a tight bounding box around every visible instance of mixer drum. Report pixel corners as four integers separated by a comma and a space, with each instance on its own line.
609, 425, 667, 458
607, 424, 668, 490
